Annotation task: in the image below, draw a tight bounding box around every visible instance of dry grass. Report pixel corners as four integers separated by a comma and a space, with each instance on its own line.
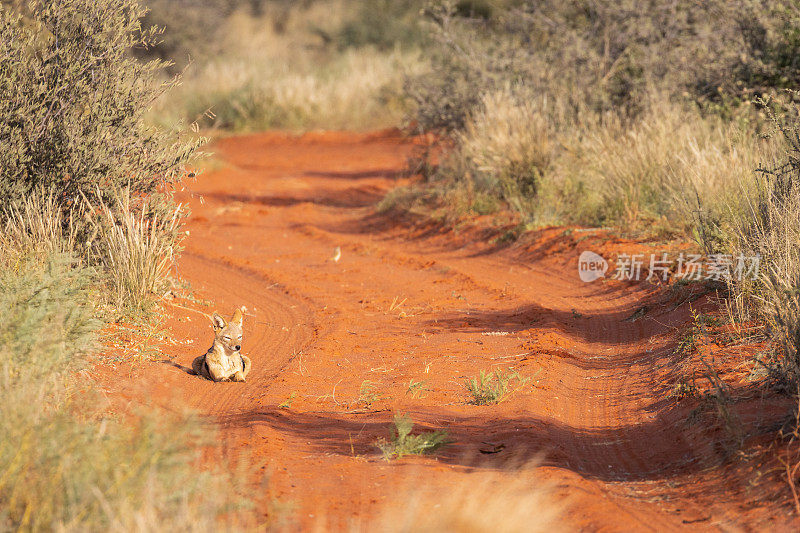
454, 86, 553, 215
376, 461, 564, 533
83, 188, 184, 316
0, 188, 80, 263
725, 110, 800, 384
151, 4, 425, 132
0, 254, 250, 531
418, 88, 778, 236
553, 99, 776, 232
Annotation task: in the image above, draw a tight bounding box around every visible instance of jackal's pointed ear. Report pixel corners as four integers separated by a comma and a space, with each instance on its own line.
231, 306, 245, 326
212, 313, 226, 331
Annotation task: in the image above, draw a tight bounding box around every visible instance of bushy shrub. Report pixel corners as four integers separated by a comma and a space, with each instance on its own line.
0, 0, 199, 211
337, 0, 426, 50
407, 0, 800, 135
0, 0, 199, 316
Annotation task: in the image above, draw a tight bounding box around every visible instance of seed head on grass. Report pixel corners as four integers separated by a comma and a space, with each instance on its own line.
376, 414, 450, 460
466, 369, 530, 405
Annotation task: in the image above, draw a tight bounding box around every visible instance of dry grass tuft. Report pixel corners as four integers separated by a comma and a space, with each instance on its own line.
84, 188, 184, 315
1, 188, 80, 262
377, 461, 564, 533
455, 86, 552, 215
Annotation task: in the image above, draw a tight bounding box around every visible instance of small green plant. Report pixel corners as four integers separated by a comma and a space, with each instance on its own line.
675, 328, 699, 357
675, 308, 719, 357
668, 379, 698, 401
466, 369, 530, 405
357, 379, 381, 407
279, 392, 297, 409
406, 379, 430, 399
376, 414, 450, 460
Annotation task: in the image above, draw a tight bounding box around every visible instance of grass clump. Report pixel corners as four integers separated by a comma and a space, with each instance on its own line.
725, 97, 800, 388
84, 188, 186, 315
466, 369, 529, 405
376, 414, 450, 460
357, 379, 381, 407
450, 86, 552, 216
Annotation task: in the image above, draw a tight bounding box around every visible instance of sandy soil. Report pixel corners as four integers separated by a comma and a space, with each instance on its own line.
100, 130, 798, 531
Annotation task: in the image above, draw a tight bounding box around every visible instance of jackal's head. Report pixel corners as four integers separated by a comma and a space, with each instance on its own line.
211, 306, 246, 354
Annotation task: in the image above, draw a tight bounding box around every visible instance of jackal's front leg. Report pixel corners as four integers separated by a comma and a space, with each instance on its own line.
204, 360, 230, 382
230, 355, 251, 382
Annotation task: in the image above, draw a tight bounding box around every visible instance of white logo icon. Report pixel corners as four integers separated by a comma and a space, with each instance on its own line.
578, 251, 608, 282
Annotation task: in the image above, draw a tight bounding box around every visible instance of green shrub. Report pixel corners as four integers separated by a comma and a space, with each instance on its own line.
0, 0, 200, 317
466, 369, 529, 405
0, 0, 199, 211
376, 414, 449, 459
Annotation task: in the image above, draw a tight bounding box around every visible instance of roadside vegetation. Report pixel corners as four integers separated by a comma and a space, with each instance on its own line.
5, 0, 800, 526
142, 0, 426, 131
0, 0, 250, 528
394, 1, 800, 406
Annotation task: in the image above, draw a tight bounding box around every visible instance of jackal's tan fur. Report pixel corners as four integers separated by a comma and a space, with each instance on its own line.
192, 307, 252, 382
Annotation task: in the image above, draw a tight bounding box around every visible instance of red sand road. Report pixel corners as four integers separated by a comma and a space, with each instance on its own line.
107, 130, 797, 530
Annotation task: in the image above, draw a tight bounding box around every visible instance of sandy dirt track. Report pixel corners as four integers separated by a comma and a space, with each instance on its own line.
111, 130, 796, 531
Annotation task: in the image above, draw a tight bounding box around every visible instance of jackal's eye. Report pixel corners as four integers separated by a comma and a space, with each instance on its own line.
237, 335, 242, 340
223, 336, 231, 341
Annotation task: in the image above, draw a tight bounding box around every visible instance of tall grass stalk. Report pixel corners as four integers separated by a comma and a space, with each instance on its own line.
85, 188, 183, 315
1, 188, 81, 262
